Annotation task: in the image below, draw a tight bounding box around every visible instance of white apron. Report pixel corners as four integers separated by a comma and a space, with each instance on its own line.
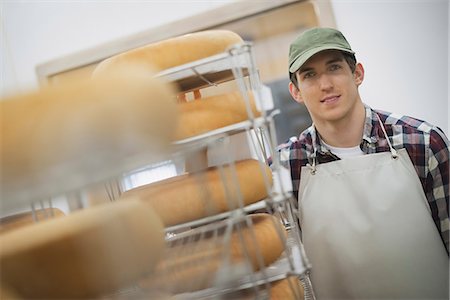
298, 119, 449, 299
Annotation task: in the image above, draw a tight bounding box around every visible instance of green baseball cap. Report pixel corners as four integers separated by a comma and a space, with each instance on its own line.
289, 27, 355, 74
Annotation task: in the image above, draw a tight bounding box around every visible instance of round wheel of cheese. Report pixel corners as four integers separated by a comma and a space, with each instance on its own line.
1, 66, 178, 206
121, 159, 273, 226
93, 30, 243, 75
176, 91, 261, 140
139, 213, 287, 293
0, 199, 165, 299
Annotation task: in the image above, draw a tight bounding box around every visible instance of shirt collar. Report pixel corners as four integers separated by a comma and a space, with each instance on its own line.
310, 103, 380, 155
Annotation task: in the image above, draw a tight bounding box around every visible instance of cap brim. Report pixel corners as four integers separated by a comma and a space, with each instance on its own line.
289, 46, 355, 73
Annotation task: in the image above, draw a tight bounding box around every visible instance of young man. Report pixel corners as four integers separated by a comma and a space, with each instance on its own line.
278, 27, 449, 299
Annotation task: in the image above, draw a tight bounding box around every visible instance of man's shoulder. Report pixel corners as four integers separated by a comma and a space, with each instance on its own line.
273, 126, 313, 168
277, 126, 314, 151
372, 108, 449, 151
375, 109, 438, 135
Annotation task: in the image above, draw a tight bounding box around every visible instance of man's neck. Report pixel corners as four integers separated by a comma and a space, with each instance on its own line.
313, 102, 366, 148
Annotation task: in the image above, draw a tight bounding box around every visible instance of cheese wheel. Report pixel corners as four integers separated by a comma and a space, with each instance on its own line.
0, 199, 165, 299
270, 277, 304, 300
121, 159, 273, 226
176, 91, 261, 140
1, 66, 178, 206
140, 213, 287, 293
0, 208, 65, 234
93, 30, 243, 75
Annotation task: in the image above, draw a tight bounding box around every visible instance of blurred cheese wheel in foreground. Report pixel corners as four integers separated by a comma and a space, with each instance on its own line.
93, 30, 243, 75
1, 66, 178, 207
0, 199, 165, 299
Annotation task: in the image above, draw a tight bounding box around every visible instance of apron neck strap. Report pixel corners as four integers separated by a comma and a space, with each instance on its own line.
375, 114, 398, 159
307, 148, 318, 175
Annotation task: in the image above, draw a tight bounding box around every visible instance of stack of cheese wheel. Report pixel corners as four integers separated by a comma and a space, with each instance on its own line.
93, 30, 260, 141
91, 30, 286, 298
0, 200, 165, 299
1, 65, 178, 206
121, 159, 273, 226
139, 213, 287, 293
0, 66, 177, 297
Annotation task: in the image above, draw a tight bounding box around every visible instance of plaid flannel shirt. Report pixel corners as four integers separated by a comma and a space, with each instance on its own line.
277, 104, 449, 252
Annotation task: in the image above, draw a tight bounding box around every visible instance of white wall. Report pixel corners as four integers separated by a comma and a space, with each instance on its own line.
331, 0, 449, 135
0, 0, 236, 96
1, 0, 449, 135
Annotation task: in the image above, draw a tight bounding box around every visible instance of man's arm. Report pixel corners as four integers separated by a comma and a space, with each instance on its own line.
428, 127, 449, 253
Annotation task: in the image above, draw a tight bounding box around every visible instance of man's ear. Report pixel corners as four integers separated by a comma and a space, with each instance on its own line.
354, 62, 364, 86
289, 81, 303, 104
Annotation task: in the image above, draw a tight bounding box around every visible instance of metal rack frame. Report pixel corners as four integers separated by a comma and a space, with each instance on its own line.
125, 42, 315, 299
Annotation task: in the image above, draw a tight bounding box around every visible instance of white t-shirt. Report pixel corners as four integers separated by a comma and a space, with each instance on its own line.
322, 141, 365, 158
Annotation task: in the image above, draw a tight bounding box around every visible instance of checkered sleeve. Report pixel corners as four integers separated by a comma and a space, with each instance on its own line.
428, 127, 449, 252
270, 137, 302, 201
273, 137, 298, 170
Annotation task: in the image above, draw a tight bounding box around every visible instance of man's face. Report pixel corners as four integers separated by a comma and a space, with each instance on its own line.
289, 50, 364, 125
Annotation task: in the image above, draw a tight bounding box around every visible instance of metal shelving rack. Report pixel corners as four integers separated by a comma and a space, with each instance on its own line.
118, 42, 315, 299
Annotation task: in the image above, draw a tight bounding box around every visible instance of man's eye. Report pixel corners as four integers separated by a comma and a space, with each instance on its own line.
303, 72, 315, 79
329, 64, 341, 71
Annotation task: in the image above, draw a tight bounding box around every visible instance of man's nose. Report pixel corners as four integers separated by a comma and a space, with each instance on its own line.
318, 74, 333, 90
